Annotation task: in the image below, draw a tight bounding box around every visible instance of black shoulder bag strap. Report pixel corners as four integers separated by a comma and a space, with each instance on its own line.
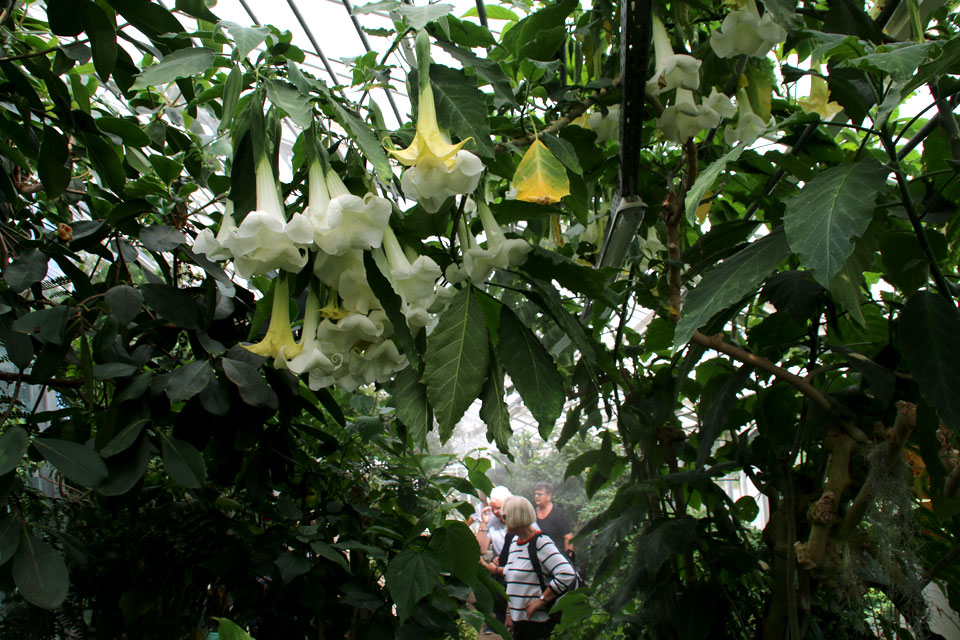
527, 533, 550, 592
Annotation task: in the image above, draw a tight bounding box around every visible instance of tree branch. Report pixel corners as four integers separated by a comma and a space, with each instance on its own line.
691, 330, 832, 412
0, 370, 84, 389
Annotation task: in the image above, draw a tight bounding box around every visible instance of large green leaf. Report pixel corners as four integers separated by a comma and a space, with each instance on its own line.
265, 79, 313, 129
132, 47, 216, 89
5, 249, 49, 292
521, 246, 619, 308
385, 549, 442, 621
428, 64, 493, 157
783, 159, 889, 288
220, 21, 270, 60
160, 433, 206, 488
0, 427, 29, 476
423, 286, 489, 442
165, 360, 213, 404
841, 42, 937, 83
429, 521, 479, 584
0, 514, 19, 565
223, 358, 271, 406
497, 305, 564, 439
80, 0, 117, 82
433, 40, 516, 107
38, 127, 71, 198
328, 98, 393, 180
674, 228, 790, 349
497, 0, 577, 61
479, 348, 512, 453
903, 35, 960, 94
105, 284, 143, 324
684, 145, 745, 224
141, 284, 204, 330
900, 293, 960, 438
12, 536, 69, 610
98, 436, 150, 496
388, 367, 431, 449
214, 618, 255, 640
33, 438, 108, 488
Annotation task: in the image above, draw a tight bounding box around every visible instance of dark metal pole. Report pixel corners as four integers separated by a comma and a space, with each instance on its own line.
597, 0, 652, 269
285, 0, 342, 86
340, 0, 404, 123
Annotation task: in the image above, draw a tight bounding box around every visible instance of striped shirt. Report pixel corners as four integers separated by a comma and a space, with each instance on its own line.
504, 533, 577, 622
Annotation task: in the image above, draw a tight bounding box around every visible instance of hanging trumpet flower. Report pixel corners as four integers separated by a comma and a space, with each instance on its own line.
305, 153, 392, 256
646, 15, 701, 95
710, 0, 786, 59
381, 226, 442, 329
385, 32, 483, 213
244, 273, 302, 366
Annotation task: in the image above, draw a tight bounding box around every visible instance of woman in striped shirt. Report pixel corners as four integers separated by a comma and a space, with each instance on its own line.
501, 496, 577, 639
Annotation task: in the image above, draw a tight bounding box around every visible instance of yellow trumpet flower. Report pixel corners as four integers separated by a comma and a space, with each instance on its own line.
244, 274, 302, 365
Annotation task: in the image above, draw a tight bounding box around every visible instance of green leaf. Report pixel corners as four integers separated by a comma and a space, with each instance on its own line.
38, 127, 71, 198
160, 433, 206, 488
80, 0, 117, 82
214, 618, 255, 640
96, 116, 150, 147
423, 286, 489, 442
222, 358, 271, 406
521, 246, 619, 308
0, 514, 19, 565
385, 549, 442, 621
423, 64, 493, 157
265, 79, 313, 129
463, 4, 519, 20
674, 228, 789, 349
0, 427, 28, 476
5, 249, 49, 292
901, 292, 960, 438
33, 438, 108, 488
13, 536, 69, 610
93, 363, 137, 379
542, 133, 582, 175
100, 418, 149, 458
479, 348, 512, 453
903, 35, 960, 95
310, 541, 349, 571
132, 48, 216, 89
105, 284, 143, 324
219, 65, 243, 132
13, 306, 69, 345
784, 159, 889, 289
221, 21, 270, 60
388, 367, 431, 449
430, 521, 479, 584
165, 360, 213, 403
99, 436, 150, 496
841, 42, 937, 83
498, 0, 577, 61
685, 145, 745, 224
141, 284, 204, 330
399, 3, 453, 29
176, 0, 219, 22
81, 133, 125, 193
879, 229, 948, 295
497, 305, 564, 439
328, 99, 393, 179
433, 40, 516, 107
638, 516, 698, 574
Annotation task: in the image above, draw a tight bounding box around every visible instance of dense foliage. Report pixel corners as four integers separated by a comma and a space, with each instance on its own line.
2, 0, 960, 638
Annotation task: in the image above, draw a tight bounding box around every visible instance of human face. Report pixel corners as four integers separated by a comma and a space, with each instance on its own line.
534, 489, 552, 508
489, 499, 504, 523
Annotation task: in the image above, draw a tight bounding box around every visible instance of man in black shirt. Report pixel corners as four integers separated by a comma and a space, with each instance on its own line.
533, 482, 573, 559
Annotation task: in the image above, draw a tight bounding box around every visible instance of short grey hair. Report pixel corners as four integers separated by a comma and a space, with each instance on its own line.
503, 496, 536, 529
490, 485, 512, 502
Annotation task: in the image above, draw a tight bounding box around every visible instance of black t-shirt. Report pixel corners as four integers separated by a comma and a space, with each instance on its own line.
537, 503, 571, 555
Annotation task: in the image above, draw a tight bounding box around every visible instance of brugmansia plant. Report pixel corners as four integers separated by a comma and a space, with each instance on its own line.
1, 0, 960, 638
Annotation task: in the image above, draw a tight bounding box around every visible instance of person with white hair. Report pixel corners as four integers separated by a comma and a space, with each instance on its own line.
481, 485, 511, 558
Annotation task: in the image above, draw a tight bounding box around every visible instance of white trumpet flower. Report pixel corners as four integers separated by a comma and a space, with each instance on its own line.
660, 89, 723, 143
646, 15, 701, 95
725, 90, 776, 146
305, 161, 392, 255
194, 201, 236, 261
382, 227, 441, 329
710, 0, 786, 59
223, 155, 314, 279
